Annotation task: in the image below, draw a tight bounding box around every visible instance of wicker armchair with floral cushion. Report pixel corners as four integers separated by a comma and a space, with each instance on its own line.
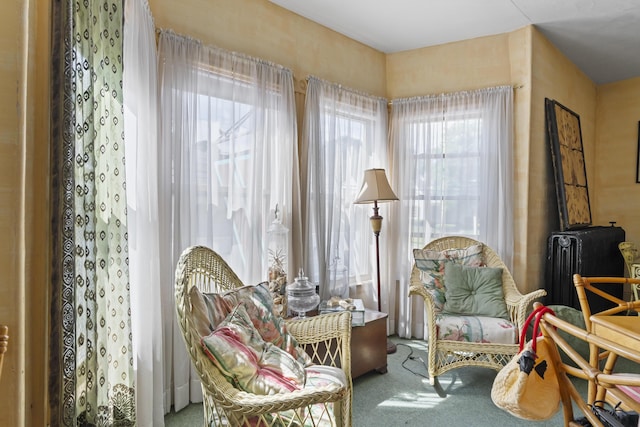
408, 236, 546, 392
175, 245, 353, 426
618, 241, 640, 302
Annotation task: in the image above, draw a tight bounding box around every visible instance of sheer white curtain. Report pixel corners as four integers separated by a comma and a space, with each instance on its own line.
388, 85, 514, 339
302, 76, 389, 307
157, 31, 299, 412
123, 0, 165, 424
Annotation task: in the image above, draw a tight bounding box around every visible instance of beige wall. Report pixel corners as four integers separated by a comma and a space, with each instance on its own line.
5, 0, 639, 424
0, 0, 50, 425
0, 2, 26, 424
386, 31, 517, 97
528, 28, 597, 293
595, 77, 640, 244
149, 0, 387, 98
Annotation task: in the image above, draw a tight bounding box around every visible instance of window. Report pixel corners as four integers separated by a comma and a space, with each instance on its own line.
408, 113, 482, 248
303, 77, 388, 299
322, 103, 376, 284
389, 86, 514, 302
158, 33, 298, 285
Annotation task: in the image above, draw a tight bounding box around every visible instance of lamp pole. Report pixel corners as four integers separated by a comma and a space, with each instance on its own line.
369, 200, 396, 353
354, 168, 398, 354
370, 200, 383, 312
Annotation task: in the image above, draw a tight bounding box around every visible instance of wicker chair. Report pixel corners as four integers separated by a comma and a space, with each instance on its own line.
408, 236, 546, 391
175, 245, 353, 426
618, 241, 640, 302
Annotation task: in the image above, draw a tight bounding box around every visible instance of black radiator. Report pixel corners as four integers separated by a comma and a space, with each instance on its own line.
545, 225, 625, 313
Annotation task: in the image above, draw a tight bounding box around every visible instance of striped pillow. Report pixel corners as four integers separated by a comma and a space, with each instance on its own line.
190, 283, 312, 366
201, 304, 306, 395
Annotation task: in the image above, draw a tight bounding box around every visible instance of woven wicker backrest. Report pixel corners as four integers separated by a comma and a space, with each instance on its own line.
174, 245, 352, 426
410, 235, 523, 327
408, 236, 546, 393
174, 246, 247, 406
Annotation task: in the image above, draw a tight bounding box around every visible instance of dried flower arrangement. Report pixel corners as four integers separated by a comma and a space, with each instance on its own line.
268, 248, 287, 317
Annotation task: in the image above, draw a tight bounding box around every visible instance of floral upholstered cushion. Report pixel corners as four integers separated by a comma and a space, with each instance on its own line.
189, 286, 233, 336
442, 263, 509, 319
301, 365, 347, 426
201, 305, 307, 395
189, 283, 312, 366
435, 314, 517, 344
413, 243, 485, 313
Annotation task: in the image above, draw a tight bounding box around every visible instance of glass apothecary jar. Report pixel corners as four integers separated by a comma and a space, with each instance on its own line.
328, 254, 348, 299
267, 205, 288, 317
287, 269, 320, 319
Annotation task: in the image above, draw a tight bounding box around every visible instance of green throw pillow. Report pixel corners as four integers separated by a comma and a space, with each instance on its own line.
413, 243, 485, 313
443, 263, 509, 319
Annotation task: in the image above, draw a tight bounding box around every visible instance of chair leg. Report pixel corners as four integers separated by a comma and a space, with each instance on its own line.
430, 375, 447, 398
424, 358, 447, 397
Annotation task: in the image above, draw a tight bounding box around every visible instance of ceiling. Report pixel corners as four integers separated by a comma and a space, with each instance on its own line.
269, 0, 640, 85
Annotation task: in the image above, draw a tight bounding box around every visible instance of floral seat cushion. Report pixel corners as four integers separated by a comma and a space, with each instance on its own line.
435, 313, 517, 344
300, 365, 346, 427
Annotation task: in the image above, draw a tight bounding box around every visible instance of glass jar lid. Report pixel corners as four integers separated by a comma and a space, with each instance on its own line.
287, 269, 316, 297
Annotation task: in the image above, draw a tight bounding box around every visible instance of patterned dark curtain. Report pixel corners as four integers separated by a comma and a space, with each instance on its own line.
50, 0, 136, 425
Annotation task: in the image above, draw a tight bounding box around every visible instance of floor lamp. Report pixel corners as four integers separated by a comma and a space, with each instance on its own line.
354, 168, 398, 354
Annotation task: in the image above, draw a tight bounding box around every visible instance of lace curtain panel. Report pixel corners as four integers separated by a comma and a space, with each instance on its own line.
302, 76, 390, 305
388, 85, 514, 339
50, 0, 136, 425
156, 30, 299, 412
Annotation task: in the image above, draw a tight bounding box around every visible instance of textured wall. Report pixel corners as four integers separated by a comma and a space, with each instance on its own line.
0, 4, 24, 326
149, 0, 387, 98
595, 77, 640, 248
0, 0, 28, 425
386, 32, 515, 98
529, 27, 597, 295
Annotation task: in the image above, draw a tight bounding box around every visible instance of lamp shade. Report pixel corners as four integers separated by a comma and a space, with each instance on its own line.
354, 169, 398, 204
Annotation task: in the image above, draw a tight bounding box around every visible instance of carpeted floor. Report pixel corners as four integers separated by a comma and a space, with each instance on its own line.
164, 336, 638, 426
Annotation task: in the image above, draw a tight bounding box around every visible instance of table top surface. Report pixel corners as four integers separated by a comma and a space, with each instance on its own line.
589, 314, 640, 352
363, 308, 387, 323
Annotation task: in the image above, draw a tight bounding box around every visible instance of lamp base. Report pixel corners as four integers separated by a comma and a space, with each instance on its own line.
386, 338, 397, 354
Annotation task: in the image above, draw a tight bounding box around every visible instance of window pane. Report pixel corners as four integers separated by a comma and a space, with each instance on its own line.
411, 115, 481, 240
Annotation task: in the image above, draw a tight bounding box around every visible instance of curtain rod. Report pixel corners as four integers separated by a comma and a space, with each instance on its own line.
305, 75, 388, 103
387, 84, 524, 106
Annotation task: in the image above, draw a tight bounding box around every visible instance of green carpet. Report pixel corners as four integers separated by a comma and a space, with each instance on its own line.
165, 336, 638, 426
